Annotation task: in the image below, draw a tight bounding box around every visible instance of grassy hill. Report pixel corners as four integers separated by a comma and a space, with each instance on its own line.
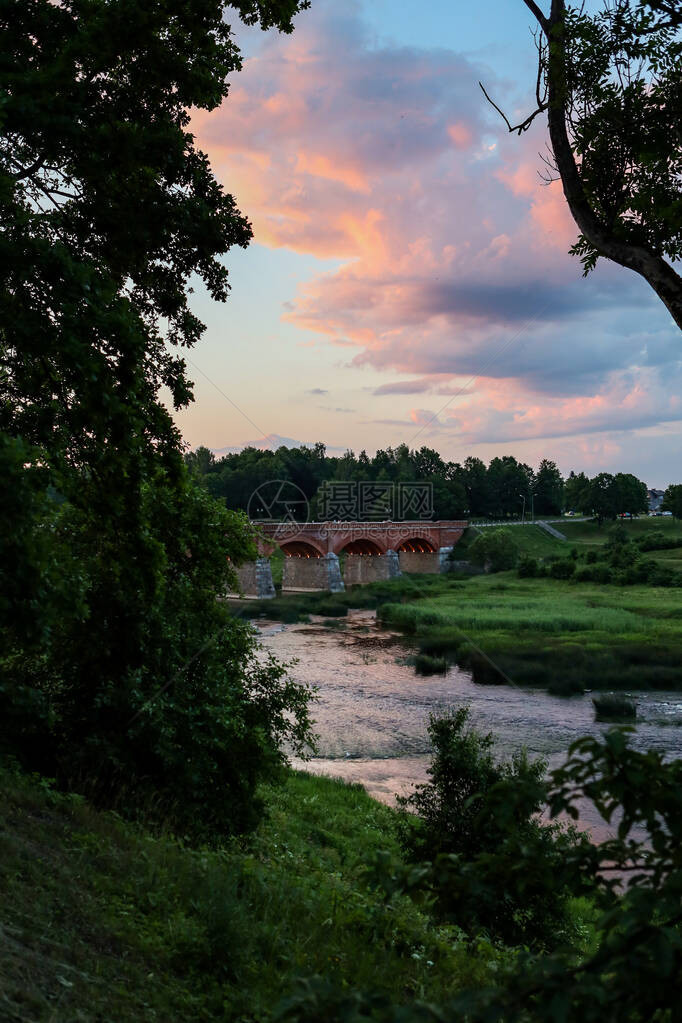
0, 766, 501, 1022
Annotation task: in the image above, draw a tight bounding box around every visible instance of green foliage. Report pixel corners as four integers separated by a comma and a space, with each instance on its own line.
592, 693, 637, 720
549, 558, 576, 579
636, 528, 682, 551
453, 729, 682, 1021
1, 461, 315, 836
534, 458, 564, 515
195, 441, 650, 523
517, 553, 539, 577
414, 653, 447, 675
662, 483, 682, 519
0, 765, 504, 1021
1, 0, 317, 836
561, 1, 682, 274
469, 528, 519, 572
288, 729, 682, 1021
396, 709, 587, 949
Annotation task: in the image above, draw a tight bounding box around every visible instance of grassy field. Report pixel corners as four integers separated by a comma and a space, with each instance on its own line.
468, 524, 567, 559
0, 766, 508, 1022
561, 516, 682, 545
379, 573, 682, 693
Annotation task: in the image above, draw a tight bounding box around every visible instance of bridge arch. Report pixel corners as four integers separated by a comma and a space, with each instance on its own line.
396, 537, 437, 553
338, 538, 384, 556
280, 540, 324, 558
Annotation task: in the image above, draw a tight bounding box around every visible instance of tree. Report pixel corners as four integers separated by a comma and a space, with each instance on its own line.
589, 472, 617, 524
662, 483, 682, 518
1, 0, 313, 831
487, 456, 533, 518
185, 445, 216, 477
487, 1, 682, 329
564, 470, 592, 514
611, 472, 649, 516
469, 527, 519, 572
534, 458, 564, 515
396, 708, 583, 949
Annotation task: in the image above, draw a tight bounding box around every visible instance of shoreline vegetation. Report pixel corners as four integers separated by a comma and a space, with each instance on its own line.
235, 518, 682, 694
0, 764, 518, 1021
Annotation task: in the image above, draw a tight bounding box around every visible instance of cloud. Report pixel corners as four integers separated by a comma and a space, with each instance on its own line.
373, 379, 435, 395
195, 0, 681, 449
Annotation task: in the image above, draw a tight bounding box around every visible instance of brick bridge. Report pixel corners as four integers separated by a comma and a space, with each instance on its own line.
255, 520, 467, 557
230, 520, 468, 598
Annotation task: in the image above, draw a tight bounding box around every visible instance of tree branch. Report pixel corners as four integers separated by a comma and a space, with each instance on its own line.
522, 0, 550, 34
544, 0, 682, 330
479, 81, 547, 135
10, 155, 46, 181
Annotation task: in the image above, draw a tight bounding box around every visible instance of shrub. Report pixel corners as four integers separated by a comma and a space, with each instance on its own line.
636, 530, 681, 552
517, 554, 539, 577
606, 524, 629, 548
648, 565, 680, 587
469, 528, 519, 573
316, 600, 348, 617
397, 708, 587, 948
592, 693, 637, 721
414, 653, 448, 675
550, 559, 576, 579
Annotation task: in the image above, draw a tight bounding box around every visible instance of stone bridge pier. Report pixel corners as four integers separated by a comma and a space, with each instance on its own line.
343, 549, 401, 586
229, 558, 276, 600
282, 552, 344, 593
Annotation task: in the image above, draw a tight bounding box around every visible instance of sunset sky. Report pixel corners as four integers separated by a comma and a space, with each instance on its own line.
175, 0, 682, 487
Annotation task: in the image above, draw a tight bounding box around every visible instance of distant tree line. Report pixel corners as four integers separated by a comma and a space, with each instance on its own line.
186, 442, 666, 522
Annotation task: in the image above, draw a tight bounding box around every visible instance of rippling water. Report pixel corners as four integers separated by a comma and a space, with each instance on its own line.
258, 608, 682, 838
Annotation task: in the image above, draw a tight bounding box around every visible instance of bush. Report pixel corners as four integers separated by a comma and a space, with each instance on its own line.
414, 653, 448, 675
0, 461, 316, 838
592, 693, 636, 721
316, 600, 348, 617
397, 708, 587, 948
469, 528, 519, 573
648, 564, 681, 587
575, 563, 614, 584
550, 559, 576, 579
636, 530, 681, 552
517, 554, 539, 577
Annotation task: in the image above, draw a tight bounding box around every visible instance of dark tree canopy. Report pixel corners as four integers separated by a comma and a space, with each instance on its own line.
489, 1, 682, 328
0, 0, 314, 834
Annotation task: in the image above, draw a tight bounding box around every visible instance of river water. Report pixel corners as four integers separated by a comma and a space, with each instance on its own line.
258, 609, 682, 840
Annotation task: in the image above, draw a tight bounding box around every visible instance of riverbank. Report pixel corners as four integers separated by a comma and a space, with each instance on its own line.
235, 519, 682, 693
0, 764, 507, 1021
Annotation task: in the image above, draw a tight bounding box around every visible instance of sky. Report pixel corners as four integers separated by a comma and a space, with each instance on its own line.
172, 0, 682, 488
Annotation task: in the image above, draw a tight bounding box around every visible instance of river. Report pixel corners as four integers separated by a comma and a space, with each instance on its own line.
258, 608, 682, 840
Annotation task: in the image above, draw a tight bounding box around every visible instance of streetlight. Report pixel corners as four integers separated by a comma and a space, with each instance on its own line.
518, 493, 526, 523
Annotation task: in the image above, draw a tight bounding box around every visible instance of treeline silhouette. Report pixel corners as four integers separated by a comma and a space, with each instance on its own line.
185, 443, 649, 521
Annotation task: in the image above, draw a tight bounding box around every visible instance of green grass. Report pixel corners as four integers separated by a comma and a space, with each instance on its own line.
561, 517, 682, 546
379, 573, 682, 692
504, 524, 567, 559
0, 765, 505, 1022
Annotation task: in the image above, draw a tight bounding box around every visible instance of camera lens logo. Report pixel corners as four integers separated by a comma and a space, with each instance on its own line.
247, 480, 310, 526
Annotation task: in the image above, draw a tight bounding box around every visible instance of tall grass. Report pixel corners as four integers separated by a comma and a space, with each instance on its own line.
0, 767, 506, 1021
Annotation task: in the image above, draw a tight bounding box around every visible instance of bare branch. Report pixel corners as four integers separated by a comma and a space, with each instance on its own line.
479, 81, 548, 135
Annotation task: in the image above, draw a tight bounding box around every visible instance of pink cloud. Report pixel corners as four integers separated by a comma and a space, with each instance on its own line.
193, 0, 679, 447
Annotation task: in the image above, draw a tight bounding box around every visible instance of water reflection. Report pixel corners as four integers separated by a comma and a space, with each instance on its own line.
258, 609, 682, 837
